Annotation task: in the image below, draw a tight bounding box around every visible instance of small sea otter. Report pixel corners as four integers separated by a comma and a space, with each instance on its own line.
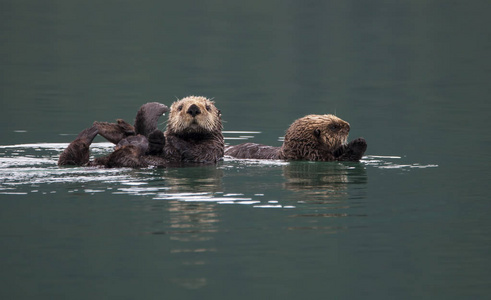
225, 114, 367, 162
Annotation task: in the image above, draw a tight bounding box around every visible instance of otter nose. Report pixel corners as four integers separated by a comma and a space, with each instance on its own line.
187, 104, 201, 117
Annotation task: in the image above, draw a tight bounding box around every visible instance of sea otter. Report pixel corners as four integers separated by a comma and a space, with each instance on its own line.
58, 96, 224, 168
163, 95, 224, 164
225, 114, 367, 162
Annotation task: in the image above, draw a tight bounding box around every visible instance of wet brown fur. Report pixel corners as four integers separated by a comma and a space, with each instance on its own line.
163, 96, 224, 164
93, 102, 168, 145
58, 102, 168, 167
225, 114, 367, 162
93, 119, 135, 144
58, 126, 99, 166
58, 97, 224, 168
279, 114, 350, 161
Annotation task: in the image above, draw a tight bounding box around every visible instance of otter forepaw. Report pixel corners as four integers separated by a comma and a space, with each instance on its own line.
148, 130, 165, 155
349, 138, 367, 151
347, 137, 367, 161
335, 137, 367, 162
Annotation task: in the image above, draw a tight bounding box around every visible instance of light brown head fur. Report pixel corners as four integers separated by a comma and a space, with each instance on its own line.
279, 114, 350, 161
166, 96, 222, 136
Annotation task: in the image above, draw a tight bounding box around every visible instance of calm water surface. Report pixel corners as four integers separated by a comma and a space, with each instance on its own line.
1, 1, 490, 299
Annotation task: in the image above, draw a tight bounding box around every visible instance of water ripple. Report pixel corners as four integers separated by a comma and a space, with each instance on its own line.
0, 143, 435, 213
362, 155, 438, 169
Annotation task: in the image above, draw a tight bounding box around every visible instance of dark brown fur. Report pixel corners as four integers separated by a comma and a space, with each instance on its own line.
225, 114, 367, 162
224, 143, 281, 160
58, 126, 99, 166
58, 97, 224, 168
58, 102, 168, 167
163, 96, 224, 164
94, 119, 135, 144
94, 102, 168, 145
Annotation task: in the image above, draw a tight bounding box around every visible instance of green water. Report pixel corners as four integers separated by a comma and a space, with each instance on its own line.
1, 1, 490, 299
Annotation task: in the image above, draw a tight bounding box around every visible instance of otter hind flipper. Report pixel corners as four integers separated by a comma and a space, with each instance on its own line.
134, 102, 169, 137
94, 119, 135, 144
58, 125, 99, 166
225, 143, 280, 159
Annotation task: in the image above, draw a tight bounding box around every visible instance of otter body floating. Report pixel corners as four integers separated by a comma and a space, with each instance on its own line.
164, 96, 224, 164
58, 96, 224, 168
225, 114, 367, 162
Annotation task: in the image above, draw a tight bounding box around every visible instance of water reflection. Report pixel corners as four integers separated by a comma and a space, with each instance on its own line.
164, 200, 219, 291
158, 196, 222, 290
140, 166, 225, 290
0, 142, 441, 288
280, 161, 368, 233
161, 166, 224, 194
0, 143, 431, 239
283, 161, 367, 191
0, 143, 433, 202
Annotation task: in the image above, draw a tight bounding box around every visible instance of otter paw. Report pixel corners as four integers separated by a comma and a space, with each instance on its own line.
347, 138, 367, 160
349, 138, 367, 151
148, 130, 165, 155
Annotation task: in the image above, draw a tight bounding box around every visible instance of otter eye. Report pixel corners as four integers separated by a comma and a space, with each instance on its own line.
205, 105, 211, 112
329, 124, 339, 131
314, 129, 321, 137
177, 104, 183, 111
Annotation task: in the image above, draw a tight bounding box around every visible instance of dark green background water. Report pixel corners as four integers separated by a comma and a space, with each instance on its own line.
1, 1, 490, 299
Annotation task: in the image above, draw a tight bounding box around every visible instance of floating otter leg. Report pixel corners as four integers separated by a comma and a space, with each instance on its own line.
93, 119, 135, 144
334, 138, 367, 162
134, 102, 168, 137
58, 125, 99, 166
93, 102, 167, 145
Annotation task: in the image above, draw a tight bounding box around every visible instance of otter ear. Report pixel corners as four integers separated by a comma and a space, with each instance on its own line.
217, 109, 221, 117
314, 128, 321, 138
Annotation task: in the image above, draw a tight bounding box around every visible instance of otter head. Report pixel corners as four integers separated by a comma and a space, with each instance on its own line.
280, 114, 350, 161
167, 96, 222, 137
134, 102, 169, 137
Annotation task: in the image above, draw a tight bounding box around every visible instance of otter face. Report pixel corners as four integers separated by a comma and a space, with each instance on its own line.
309, 114, 350, 150
281, 114, 350, 160
167, 96, 222, 136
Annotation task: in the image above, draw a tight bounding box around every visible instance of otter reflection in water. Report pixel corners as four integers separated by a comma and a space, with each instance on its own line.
225, 114, 367, 162
58, 96, 224, 168
282, 161, 367, 192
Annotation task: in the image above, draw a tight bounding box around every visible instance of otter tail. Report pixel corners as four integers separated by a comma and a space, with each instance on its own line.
225, 143, 281, 160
